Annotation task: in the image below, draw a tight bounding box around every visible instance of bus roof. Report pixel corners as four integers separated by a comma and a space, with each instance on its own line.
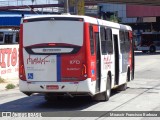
23, 14, 132, 31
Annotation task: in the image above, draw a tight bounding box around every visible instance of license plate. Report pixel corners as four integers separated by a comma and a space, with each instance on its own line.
46, 85, 59, 90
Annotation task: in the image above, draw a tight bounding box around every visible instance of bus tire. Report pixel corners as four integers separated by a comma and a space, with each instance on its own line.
150, 46, 156, 53
117, 69, 129, 91
127, 68, 130, 82
92, 75, 111, 101
117, 83, 127, 91
131, 70, 134, 80
23, 92, 32, 96
104, 75, 111, 101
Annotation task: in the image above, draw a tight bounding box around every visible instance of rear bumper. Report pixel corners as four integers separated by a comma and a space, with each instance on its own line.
19, 79, 96, 95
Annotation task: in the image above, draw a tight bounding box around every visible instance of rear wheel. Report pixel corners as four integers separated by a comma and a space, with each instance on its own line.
92, 75, 111, 101
131, 70, 134, 80
117, 69, 129, 91
117, 83, 127, 91
105, 75, 111, 101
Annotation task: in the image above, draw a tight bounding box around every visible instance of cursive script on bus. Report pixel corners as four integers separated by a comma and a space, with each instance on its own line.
27, 55, 50, 65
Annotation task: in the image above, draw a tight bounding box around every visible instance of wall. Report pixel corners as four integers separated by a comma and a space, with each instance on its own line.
0, 44, 19, 80
127, 5, 160, 17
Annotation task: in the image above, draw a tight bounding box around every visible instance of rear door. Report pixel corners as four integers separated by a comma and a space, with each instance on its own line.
113, 34, 119, 85
23, 17, 85, 82
95, 32, 101, 92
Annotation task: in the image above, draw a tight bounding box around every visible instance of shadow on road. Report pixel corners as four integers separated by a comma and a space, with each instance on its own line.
0, 95, 95, 112
0, 90, 122, 112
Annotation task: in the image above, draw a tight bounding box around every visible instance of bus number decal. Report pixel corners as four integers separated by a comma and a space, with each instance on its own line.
70, 60, 80, 65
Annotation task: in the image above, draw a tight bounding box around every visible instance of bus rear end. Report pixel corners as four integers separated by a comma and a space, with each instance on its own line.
19, 16, 93, 97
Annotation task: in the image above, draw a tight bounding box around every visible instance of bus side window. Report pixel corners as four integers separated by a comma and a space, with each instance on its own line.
120, 30, 125, 53
89, 26, 94, 55
106, 28, 113, 54
125, 31, 130, 53
5, 34, 13, 44
100, 26, 107, 54
0, 32, 4, 43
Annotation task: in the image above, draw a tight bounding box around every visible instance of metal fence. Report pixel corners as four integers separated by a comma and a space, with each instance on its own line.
0, 0, 58, 6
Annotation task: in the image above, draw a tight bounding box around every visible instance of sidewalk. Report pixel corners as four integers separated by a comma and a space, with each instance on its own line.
0, 79, 19, 91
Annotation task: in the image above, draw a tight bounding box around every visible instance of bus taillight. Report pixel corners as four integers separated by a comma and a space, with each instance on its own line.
19, 65, 26, 80
19, 24, 26, 81
48, 43, 56, 46
82, 64, 87, 77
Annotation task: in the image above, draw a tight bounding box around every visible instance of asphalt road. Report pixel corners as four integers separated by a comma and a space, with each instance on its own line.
0, 51, 160, 120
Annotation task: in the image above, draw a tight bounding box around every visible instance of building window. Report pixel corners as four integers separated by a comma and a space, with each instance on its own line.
5, 34, 13, 44
16, 32, 19, 43
0, 32, 4, 42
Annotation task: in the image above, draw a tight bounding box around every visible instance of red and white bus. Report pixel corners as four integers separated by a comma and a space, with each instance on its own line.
136, 32, 160, 53
19, 15, 134, 101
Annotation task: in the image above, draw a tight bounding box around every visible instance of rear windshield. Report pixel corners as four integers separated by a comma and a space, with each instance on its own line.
23, 18, 84, 47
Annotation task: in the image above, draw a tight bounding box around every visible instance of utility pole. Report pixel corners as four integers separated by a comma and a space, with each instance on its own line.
64, 0, 69, 13
66, 0, 69, 13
